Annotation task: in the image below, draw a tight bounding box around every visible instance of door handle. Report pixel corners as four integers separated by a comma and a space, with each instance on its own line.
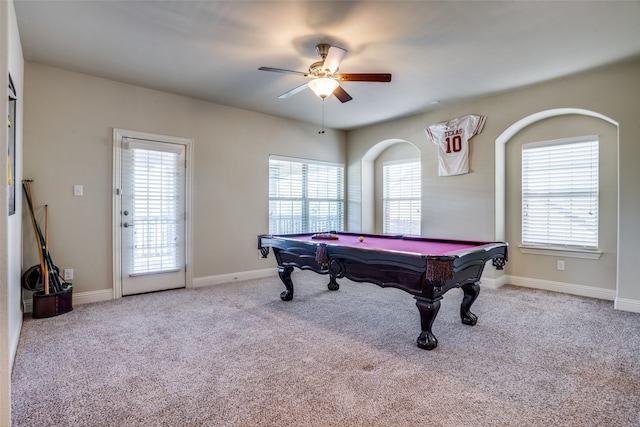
123, 222, 134, 228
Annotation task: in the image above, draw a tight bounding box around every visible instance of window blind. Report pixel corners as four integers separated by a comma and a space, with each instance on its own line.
123, 139, 185, 274
522, 136, 598, 249
383, 160, 421, 235
269, 156, 344, 234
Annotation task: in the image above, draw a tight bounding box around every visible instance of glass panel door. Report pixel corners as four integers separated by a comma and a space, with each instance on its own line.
120, 138, 186, 296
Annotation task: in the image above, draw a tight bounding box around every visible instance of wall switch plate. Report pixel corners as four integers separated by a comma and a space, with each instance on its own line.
74, 185, 83, 196
64, 269, 73, 280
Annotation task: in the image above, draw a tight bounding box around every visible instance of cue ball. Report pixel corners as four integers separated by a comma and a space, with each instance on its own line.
358, 236, 364, 242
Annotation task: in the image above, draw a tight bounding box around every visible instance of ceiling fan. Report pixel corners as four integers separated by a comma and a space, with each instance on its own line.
259, 44, 392, 103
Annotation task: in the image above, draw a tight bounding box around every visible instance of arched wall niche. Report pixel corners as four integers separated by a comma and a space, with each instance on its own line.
361, 138, 418, 233
494, 108, 619, 293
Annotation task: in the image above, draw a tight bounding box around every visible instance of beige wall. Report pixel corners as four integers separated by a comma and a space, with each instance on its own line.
348, 58, 640, 307
347, 109, 502, 241
22, 63, 346, 294
7, 24, 640, 426
1, 4, 10, 424
2, 0, 24, 423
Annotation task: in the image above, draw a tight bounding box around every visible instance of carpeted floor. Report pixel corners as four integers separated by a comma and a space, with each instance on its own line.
11, 271, 640, 426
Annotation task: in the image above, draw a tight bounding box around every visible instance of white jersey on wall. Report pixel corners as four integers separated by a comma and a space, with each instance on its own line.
425, 115, 486, 176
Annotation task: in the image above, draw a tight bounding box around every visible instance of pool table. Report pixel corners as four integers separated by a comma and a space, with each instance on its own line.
257, 232, 508, 350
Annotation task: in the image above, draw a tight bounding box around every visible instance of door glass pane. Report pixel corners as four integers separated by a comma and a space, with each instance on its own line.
123, 140, 185, 275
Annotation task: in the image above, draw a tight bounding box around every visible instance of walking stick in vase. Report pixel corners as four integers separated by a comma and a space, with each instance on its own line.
44, 204, 49, 294
22, 181, 62, 294
22, 181, 46, 293
41, 204, 62, 293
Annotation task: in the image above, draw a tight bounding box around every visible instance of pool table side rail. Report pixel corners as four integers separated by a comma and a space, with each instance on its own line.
263, 231, 498, 247
258, 233, 508, 262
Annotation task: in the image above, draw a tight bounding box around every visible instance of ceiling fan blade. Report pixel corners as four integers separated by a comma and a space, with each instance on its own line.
259, 67, 310, 77
333, 85, 353, 103
337, 73, 392, 82
278, 82, 309, 99
322, 46, 348, 74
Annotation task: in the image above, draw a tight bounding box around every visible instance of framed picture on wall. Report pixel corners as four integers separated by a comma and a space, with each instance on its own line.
8, 74, 16, 216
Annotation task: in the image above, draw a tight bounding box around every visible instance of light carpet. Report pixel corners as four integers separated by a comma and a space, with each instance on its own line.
11, 271, 640, 426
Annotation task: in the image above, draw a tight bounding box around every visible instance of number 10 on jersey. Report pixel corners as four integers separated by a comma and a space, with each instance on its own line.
445, 135, 463, 153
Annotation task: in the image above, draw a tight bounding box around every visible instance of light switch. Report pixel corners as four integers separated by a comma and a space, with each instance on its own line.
74, 184, 83, 196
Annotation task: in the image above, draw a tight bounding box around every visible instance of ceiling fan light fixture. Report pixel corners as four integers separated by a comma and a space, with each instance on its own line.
308, 78, 339, 99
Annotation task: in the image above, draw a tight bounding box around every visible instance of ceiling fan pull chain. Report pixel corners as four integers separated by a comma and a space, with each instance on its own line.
319, 100, 326, 134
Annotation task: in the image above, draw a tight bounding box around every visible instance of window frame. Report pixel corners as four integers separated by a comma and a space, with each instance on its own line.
382, 158, 421, 236
520, 135, 601, 257
268, 155, 344, 234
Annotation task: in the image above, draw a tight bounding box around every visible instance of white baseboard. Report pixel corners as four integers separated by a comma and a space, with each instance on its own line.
74, 289, 114, 305
192, 268, 278, 288
506, 275, 617, 301
23, 270, 640, 317
614, 297, 640, 314
23, 269, 278, 312
479, 273, 510, 289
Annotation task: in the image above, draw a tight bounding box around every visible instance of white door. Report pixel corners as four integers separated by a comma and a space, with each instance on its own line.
117, 133, 188, 296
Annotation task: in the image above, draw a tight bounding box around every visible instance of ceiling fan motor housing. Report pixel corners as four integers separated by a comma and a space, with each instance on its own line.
315, 43, 331, 59
311, 44, 336, 77
309, 61, 325, 76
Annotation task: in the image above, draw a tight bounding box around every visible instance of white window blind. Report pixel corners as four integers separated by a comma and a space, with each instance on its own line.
383, 160, 421, 235
522, 136, 598, 249
123, 139, 185, 274
269, 156, 344, 234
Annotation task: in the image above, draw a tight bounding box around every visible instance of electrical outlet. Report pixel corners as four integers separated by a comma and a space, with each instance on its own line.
64, 269, 74, 280
557, 260, 565, 271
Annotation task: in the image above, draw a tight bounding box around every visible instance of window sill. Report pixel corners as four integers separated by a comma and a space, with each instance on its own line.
518, 245, 602, 260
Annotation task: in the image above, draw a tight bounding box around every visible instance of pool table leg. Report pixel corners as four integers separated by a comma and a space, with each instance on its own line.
327, 274, 340, 291
327, 259, 342, 291
460, 282, 480, 326
278, 266, 295, 301
415, 297, 442, 350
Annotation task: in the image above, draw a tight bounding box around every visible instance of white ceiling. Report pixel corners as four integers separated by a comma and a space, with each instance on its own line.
13, 1, 640, 131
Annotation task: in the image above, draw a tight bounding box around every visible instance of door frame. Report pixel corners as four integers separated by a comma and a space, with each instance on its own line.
112, 128, 193, 299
